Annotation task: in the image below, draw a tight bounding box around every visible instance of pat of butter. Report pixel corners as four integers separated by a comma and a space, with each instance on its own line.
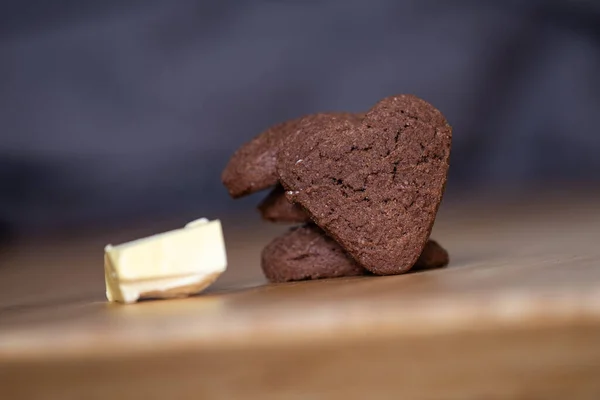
104, 218, 227, 304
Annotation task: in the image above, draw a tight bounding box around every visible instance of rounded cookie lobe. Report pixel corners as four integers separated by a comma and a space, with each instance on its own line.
222, 112, 364, 198
277, 94, 452, 275
257, 184, 311, 224
261, 224, 365, 283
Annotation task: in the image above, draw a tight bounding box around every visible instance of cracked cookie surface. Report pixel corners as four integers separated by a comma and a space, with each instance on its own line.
277, 95, 452, 275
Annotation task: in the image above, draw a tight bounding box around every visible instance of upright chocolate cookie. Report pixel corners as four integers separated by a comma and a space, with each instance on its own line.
222, 112, 363, 198
257, 184, 311, 223
261, 224, 449, 282
277, 95, 452, 275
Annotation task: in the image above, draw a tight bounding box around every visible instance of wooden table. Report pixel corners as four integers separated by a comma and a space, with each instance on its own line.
1, 194, 600, 399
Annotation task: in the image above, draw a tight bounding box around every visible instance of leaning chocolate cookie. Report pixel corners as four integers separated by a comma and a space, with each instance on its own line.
257, 184, 311, 224
278, 94, 452, 275
221, 112, 363, 198
261, 224, 449, 283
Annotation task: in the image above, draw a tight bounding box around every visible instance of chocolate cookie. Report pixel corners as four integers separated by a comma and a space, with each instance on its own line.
257, 184, 311, 223
277, 95, 452, 275
222, 112, 364, 198
261, 225, 449, 282
413, 239, 449, 270
261, 224, 366, 283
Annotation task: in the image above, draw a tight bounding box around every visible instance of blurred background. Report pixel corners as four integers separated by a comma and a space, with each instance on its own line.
1, 0, 599, 236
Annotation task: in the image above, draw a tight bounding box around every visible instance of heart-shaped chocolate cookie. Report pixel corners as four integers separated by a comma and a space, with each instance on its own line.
277, 95, 452, 275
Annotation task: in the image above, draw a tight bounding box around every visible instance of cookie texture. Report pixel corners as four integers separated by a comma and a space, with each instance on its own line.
257, 185, 311, 223
261, 224, 365, 283
261, 224, 449, 282
222, 112, 363, 198
277, 94, 452, 275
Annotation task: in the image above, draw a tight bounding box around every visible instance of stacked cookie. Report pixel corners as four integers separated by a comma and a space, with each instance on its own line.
222, 95, 452, 282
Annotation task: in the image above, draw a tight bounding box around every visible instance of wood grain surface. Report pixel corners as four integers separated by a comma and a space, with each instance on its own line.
1, 194, 600, 399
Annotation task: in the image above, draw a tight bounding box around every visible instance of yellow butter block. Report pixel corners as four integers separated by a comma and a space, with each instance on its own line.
104, 218, 227, 304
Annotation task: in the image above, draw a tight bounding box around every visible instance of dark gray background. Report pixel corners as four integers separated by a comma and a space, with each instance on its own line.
1, 0, 599, 233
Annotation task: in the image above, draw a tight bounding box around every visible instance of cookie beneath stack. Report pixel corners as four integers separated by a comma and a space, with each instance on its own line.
262, 224, 449, 283
261, 224, 365, 282
222, 95, 452, 282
